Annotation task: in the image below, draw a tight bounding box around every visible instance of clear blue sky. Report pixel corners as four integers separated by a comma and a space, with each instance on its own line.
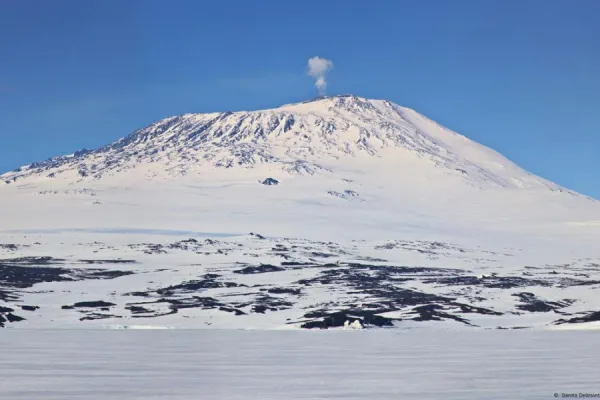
1, 0, 599, 197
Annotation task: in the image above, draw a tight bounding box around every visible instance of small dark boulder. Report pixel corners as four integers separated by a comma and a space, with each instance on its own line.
219, 306, 246, 316
126, 305, 152, 314
233, 264, 285, 274
261, 178, 279, 186
65, 301, 116, 309
264, 287, 302, 295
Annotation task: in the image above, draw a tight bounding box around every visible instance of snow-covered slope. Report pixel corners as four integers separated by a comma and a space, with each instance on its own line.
1, 95, 599, 330
0, 95, 567, 191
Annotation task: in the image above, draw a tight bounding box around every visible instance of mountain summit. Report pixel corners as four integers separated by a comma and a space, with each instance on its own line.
2, 95, 562, 192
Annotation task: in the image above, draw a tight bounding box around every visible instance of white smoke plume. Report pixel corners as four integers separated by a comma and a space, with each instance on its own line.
307, 56, 333, 96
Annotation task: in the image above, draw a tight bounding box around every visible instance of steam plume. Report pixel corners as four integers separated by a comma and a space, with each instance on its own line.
307, 56, 333, 96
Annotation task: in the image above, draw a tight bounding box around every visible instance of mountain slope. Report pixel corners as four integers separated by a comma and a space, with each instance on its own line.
0, 95, 566, 192
1, 95, 600, 330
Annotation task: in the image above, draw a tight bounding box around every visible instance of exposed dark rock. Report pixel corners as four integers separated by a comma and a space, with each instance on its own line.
425, 275, 552, 289
250, 294, 293, 313
233, 264, 285, 274
6, 313, 25, 323
559, 279, 600, 287
0, 258, 134, 290
450, 302, 502, 316
301, 310, 395, 329
0, 256, 65, 266
513, 292, 574, 313
125, 296, 248, 318
355, 256, 388, 262
0, 290, 18, 302
327, 190, 361, 201
126, 305, 152, 314
310, 252, 336, 258
262, 287, 302, 296
131, 243, 168, 255
252, 305, 268, 314
0, 306, 25, 327
77, 259, 136, 264
84, 270, 134, 280
261, 178, 279, 186
127, 291, 151, 298
219, 306, 246, 316
1, 264, 73, 289
281, 261, 315, 267
127, 274, 245, 298
80, 313, 121, 321
65, 301, 117, 309
21, 305, 39, 311
74, 149, 90, 158
408, 304, 472, 325
554, 311, 600, 325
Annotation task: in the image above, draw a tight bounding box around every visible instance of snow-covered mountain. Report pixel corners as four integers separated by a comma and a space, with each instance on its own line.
0, 95, 566, 192
1, 95, 600, 330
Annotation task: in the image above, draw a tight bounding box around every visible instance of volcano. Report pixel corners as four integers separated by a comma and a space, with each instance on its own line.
1, 95, 599, 330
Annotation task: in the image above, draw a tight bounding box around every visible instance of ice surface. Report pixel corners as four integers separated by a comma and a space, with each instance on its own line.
1, 330, 599, 399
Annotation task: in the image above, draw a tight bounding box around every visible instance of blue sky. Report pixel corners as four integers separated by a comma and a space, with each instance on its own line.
1, 0, 599, 197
